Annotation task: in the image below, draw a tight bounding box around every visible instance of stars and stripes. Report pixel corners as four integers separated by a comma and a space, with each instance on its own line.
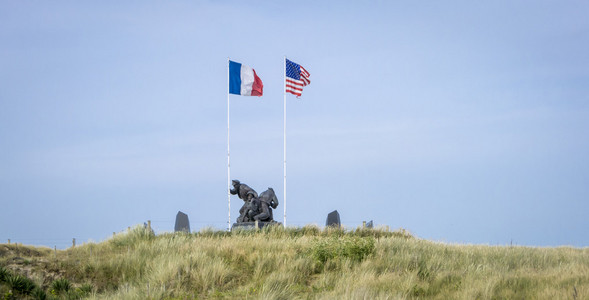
285, 58, 310, 97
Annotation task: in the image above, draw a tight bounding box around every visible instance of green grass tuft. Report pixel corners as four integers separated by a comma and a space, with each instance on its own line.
51, 278, 71, 295
0, 266, 9, 283
31, 287, 47, 300
5, 273, 36, 295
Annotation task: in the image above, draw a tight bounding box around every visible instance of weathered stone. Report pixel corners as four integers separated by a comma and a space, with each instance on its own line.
174, 211, 190, 233
326, 210, 341, 227
366, 220, 373, 229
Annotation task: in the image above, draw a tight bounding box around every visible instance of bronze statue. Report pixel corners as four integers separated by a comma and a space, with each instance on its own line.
230, 180, 258, 201
231, 180, 279, 224
253, 188, 278, 221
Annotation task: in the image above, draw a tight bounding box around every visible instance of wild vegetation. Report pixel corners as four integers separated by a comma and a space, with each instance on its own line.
1, 225, 588, 299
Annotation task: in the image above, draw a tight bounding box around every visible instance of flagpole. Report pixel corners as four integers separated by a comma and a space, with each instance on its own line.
283, 56, 287, 228
227, 57, 231, 231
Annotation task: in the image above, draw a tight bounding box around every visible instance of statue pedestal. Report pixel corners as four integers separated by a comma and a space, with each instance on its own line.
231, 221, 281, 231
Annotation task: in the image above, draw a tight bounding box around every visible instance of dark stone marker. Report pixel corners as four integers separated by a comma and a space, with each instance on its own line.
175, 211, 190, 233
326, 210, 341, 227
366, 220, 374, 229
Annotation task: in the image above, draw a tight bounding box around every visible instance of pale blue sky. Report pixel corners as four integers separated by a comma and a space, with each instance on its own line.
1, 1, 588, 248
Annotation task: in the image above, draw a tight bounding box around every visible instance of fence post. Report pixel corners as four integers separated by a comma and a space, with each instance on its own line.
148, 220, 151, 231
362, 221, 366, 228
72, 238, 76, 248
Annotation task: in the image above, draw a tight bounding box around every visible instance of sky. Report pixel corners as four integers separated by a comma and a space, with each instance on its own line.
1, 1, 588, 248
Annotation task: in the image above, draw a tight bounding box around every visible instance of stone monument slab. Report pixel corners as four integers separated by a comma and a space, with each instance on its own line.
326, 210, 341, 227
175, 211, 190, 233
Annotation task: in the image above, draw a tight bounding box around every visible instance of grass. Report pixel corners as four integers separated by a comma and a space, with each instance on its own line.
0, 225, 588, 299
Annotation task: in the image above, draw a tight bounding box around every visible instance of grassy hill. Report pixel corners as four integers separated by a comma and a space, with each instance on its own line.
1, 225, 588, 299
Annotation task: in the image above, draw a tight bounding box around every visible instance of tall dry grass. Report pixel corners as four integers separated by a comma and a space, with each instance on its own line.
1, 225, 588, 299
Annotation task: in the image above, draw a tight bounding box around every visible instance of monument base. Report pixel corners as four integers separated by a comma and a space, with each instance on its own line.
231, 221, 282, 231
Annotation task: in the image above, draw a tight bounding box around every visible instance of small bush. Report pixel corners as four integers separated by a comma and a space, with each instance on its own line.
0, 266, 9, 283
31, 288, 47, 300
77, 283, 94, 296
51, 278, 71, 295
6, 274, 36, 295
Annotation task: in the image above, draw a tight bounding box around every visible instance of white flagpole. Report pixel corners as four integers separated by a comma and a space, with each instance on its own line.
227, 57, 231, 231
283, 56, 287, 228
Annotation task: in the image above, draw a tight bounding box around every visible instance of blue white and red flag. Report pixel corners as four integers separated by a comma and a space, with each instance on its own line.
229, 60, 263, 96
285, 59, 310, 97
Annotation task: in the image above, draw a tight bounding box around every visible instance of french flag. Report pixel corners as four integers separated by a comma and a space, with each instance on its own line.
229, 60, 263, 96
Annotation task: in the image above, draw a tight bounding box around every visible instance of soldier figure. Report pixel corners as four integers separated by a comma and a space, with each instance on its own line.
231, 180, 279, 224
231, 180, 258, 223
253, 188, 278, 222
230, 180, 258, 201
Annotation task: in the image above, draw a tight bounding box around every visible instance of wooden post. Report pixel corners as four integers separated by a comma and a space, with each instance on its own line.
72, 238, 76, 248
148, 220, 151, 231
362, 221, 366, 228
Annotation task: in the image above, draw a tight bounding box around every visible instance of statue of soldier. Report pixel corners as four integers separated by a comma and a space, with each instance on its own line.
230, 180, 258, 201
231, 180, 259, 223
253, 187, 279, 222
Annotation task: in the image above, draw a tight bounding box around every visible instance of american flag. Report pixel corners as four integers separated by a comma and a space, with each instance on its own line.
285, 58, 310, 97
